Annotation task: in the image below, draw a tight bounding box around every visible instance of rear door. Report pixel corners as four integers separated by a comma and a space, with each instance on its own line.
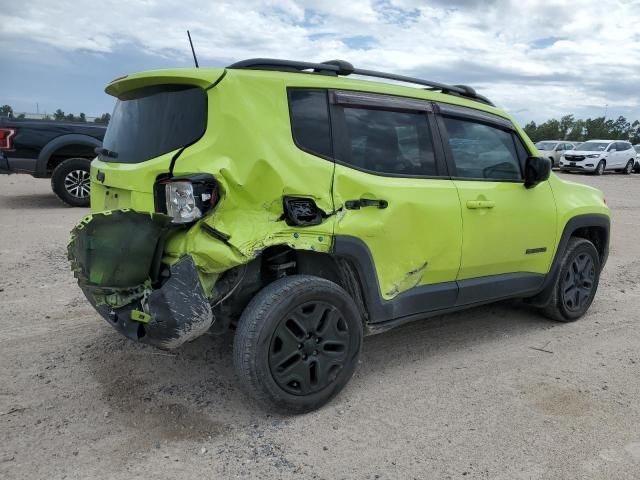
606, 143, 620, 168
329, 90, 462, 308
435, 104, 557, 299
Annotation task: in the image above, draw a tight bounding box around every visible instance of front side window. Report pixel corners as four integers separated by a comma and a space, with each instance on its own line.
443, 117, 522, 180
339, 108, 437, 176
535, 142, 557, 151
288, 89, 332, 158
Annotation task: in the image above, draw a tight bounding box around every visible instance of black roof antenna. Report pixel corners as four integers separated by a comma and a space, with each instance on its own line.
187, 30, 199, 68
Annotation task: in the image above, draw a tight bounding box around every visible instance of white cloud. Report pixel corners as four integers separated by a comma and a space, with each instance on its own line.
1, 0, 639, 122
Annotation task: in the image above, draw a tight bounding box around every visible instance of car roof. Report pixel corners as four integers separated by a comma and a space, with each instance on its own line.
228, 58, 494, 106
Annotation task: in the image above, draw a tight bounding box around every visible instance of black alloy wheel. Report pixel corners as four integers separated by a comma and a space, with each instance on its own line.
234, 275, 363, 413
540, 237, 601, 322
560, 252, 595, 313
269, 300, 350, 395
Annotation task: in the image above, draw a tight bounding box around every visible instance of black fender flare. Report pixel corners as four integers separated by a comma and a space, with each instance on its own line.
527, 213, 610, 306
35, 134, 101, 177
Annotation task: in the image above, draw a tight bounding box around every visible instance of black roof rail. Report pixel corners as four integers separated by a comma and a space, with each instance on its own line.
227, 58, 494, 107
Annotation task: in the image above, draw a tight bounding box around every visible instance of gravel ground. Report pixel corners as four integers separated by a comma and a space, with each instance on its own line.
1, 172, 639, 479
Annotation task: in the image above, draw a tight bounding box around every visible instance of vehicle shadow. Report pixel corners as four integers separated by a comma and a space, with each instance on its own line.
0, 193, 74, 210
86, 298, 552, 438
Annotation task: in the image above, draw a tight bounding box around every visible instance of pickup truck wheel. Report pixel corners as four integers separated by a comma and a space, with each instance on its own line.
540, 237, 601, 322
51, 158, 91, 207
233, 275, 363, 413
623, 160, 634, 174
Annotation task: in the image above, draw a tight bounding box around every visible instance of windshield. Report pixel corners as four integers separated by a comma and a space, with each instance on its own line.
576, 142, 609, 152
535, 142, 557, 151
101, 85, 207, 164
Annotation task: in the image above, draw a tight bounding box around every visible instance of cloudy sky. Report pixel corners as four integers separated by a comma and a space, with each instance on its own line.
1, 0, 639, 124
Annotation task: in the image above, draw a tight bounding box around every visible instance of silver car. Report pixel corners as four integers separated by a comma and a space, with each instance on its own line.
535, 141, 578, 168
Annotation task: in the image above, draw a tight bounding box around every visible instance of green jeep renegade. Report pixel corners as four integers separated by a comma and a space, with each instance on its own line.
69, 59, 610, 413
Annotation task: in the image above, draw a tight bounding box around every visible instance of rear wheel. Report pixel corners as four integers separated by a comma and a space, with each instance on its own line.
51, 158, 91, 207
623, 160, 634, 174
540, 238, 601, 322
233, 275, 363, 413
594, 160, 605, 176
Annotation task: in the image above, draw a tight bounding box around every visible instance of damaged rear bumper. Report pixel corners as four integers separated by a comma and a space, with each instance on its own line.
69, 210, 214, 349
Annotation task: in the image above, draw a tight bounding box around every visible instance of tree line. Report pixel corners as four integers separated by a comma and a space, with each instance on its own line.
0, 104, 110, 125
524, 115, 640, 144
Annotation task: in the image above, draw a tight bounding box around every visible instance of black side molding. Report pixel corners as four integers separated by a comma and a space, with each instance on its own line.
333, 236, 546, 329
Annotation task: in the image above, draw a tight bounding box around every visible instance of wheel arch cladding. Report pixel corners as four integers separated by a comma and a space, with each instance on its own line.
527, 213, 609, 307
37, 134, 101, 176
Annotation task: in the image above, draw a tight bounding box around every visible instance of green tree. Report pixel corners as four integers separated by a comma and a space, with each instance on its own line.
0, 105, 13, 118
94, 113, 111, 125
523, 121, 538, 141
17, 113, 25, 119
78, 112, 86, 123
53, 109, 65, 120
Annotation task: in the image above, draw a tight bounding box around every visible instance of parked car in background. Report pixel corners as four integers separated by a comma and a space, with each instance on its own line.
534, 141, 577, 168
0, 118, 106, 206
634, 144, 640, 173
559, 140, 636, 175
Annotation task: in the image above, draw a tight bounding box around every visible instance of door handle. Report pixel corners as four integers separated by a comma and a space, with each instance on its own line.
345, 198, 388, 210
466, 200, 495, 209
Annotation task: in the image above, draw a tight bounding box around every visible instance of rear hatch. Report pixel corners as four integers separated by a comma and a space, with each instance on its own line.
91, 69, 224, 212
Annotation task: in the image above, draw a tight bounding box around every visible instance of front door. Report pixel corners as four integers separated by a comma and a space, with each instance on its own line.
329, 90, 463, 314
436, 107, 557, 300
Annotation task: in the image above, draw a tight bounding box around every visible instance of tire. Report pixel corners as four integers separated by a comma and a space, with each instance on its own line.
623, 160, 634, 175
548, 157, 555, 168
233, 275, 363, 413
51, 158, 91, 207
540, 238, 601, 322
594, 160, 605, 176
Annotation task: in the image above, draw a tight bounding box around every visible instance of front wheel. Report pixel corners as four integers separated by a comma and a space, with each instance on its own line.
233, 275, 363, 413
623, 160, 634, 174
540, 238, 601, 322
594, 160, 605, 176
51, 158, 91, 207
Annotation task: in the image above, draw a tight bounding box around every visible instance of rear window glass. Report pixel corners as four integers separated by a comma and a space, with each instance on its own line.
340, 108, 437, 176
288, 89, 332, 158
101, 85, 207, 164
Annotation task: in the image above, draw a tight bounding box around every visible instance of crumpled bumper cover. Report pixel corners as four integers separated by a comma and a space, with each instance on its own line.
69, 210, 214, 349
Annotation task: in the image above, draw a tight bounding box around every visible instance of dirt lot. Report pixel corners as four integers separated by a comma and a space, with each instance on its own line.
0, 172, 639, 480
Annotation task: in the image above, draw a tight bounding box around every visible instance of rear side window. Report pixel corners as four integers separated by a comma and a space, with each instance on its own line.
288, 89, 332, 158
339, 108, 437, 176
102, 85, 206, 164
443, 116, 522, 180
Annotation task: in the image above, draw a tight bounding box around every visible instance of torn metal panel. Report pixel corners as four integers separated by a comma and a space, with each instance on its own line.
68, 209, 173, 307
69, 211, 214, 349
385, 262, 428, 298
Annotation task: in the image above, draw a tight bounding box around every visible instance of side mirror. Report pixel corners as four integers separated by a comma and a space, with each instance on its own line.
524, 156, 551, 189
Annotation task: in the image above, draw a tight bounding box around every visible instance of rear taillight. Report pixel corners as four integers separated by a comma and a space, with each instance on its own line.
155, 174, 218, 224
0, 128, 16, 150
